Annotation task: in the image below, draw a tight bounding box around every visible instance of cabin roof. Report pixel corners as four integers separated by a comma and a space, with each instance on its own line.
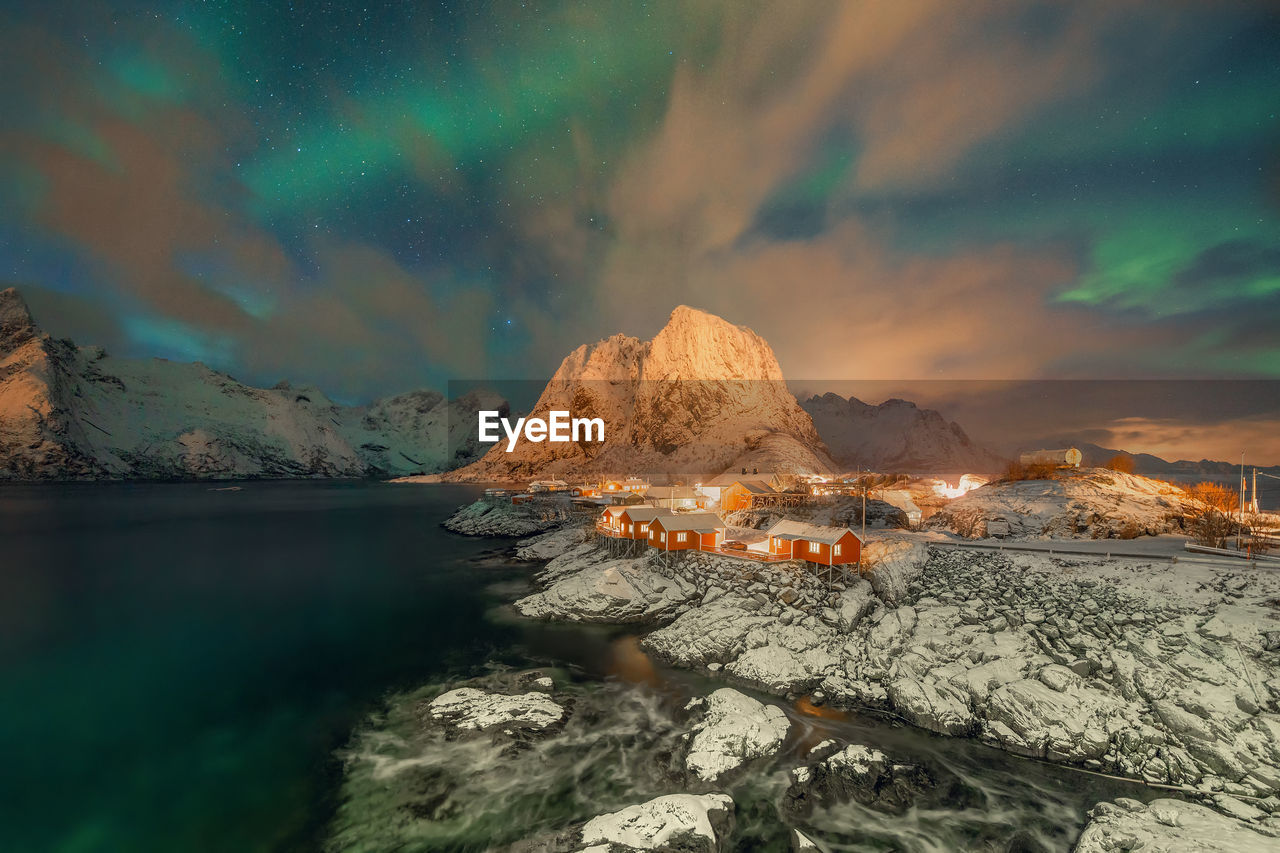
651, 512, 725, 533
765, 519, 862, 545
645, 485, 698, 499
729, 480, 778, 495
619, 506, 675, 522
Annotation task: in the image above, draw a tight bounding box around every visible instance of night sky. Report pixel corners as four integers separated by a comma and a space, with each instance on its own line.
1, 3, 1278, 417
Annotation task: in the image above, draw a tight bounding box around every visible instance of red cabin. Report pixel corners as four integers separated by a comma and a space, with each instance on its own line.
764, 520, 862, 565
648, 513, 726, 552
614, 506, 674, 540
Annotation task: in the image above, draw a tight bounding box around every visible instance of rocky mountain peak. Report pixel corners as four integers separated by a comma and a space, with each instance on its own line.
0, 287, 39, 355
645, 305, 784, 381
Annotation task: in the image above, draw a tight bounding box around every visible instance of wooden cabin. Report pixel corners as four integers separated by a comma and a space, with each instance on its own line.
571, 485, 600, 498
613, 506, 674, 540
648, 512, 726, 552
764, 520, 862, 566
645, 485, 700, 510
720, 480, 779, 512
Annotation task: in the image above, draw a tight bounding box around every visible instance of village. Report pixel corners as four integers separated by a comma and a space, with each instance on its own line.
476, 469, 996, 582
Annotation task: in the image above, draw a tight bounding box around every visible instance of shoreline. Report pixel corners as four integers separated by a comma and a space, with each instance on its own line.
441, 496, 1280, 848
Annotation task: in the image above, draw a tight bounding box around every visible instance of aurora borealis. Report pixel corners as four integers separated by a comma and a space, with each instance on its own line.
1, 1, 1278, 404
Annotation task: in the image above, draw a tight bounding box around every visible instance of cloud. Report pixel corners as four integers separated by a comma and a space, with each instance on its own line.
582, 0, 1134, 367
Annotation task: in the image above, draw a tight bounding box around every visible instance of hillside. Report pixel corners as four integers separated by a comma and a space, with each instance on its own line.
0, 287, 498, 480
802, 394, 1006, 475
927, 467, 1203, 539
449, 306, 835, 481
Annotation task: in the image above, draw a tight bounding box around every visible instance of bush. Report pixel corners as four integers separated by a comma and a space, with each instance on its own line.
1106, 454, 1135, 474
999, 460, 1058, 482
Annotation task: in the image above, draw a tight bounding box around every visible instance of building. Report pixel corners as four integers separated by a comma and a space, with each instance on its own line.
598, 506, 675, 541
621, 477, 650, 493
570, 485, 600, 498
610, 491, 646, 506
648, 512, 726, 552
528, 479, 570, 493
719, 480, 806, 512
644, 485, 701, 510
763, 519, 862, 566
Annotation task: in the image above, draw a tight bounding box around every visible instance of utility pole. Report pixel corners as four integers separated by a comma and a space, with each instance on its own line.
1238, 452, 1245, 551
1253, 468, 1260, 515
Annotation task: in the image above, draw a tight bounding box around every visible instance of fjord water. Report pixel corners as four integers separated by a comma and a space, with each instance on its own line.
0, 482, 1149, 852
0, 482, 513, 852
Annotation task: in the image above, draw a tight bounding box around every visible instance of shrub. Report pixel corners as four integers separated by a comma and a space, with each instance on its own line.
1106, 454, 1135, 474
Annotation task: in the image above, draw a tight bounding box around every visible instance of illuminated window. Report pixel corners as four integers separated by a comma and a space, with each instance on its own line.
833, 544, 842, 556
640, 523, 648, 532
628, 523, 634, 533
676, 532, 687, 543
660, 532, 667, 543
809, 541, 820, 554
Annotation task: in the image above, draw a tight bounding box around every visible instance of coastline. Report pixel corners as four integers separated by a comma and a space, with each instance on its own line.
436, 495, 1280, 848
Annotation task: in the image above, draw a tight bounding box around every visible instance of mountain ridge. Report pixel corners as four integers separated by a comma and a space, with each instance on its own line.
0, 287, 498, 480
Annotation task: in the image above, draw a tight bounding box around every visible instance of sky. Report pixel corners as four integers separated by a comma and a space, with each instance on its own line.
1, 1, 1278, 457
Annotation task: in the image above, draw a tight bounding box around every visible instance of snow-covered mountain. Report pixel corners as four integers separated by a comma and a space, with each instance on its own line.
801, 393, 1007, 475
450, 306, 835, 481
0, 287, 501, 480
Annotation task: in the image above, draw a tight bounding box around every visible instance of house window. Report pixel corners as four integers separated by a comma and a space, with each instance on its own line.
660, 532, 667, 543
809, 541, 820, 554
628, 523, 634, 533
833, 544, 842, 556
676, 532, 687, 543
640, 523, 648, 532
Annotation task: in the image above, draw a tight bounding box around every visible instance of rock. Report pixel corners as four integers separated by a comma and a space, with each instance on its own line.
784, 743, 935, 817
792, 828, 823, 851
1076, 797, 1278, 852
886, 675, 977, 736
425, 687, 565, 734
864, 540, 929, 605
836, 580, 876, 630
444, 498, 568, 537
579, 793, 734, 853
684, 688, 791, 782
516, 525, 589, 560
516, 549, 697, 624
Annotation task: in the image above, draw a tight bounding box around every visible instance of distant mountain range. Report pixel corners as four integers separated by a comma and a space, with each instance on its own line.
4, 284, 1272, 485
1026, 439, 1280, 485
801, 394, 1007, 475
0, 287, 500, 480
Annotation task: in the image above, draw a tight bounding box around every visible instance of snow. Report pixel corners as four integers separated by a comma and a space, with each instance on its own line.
683, 688, 790, 781
579, 793, 733, 852
1075, 798, 1280, 851
929, 468, 1200, 540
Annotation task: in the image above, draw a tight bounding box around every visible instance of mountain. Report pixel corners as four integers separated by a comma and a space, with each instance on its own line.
0, 287, 501, 480
449, 306, 835, 481
801, 394, 1007, 475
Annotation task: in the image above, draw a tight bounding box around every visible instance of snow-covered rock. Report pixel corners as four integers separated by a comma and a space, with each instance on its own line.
0, 287, 499, 480
683, 688, 791, 781
1075, 797, 1280, 851
516, 549, 698, 623
863, 539, 929, 605
448, 305, 834, 482
516, 525, 590, 560
783, 743, 935, 817
425, 687, 565, 734
443, 498, 571, 537
578, 793, 735, 853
